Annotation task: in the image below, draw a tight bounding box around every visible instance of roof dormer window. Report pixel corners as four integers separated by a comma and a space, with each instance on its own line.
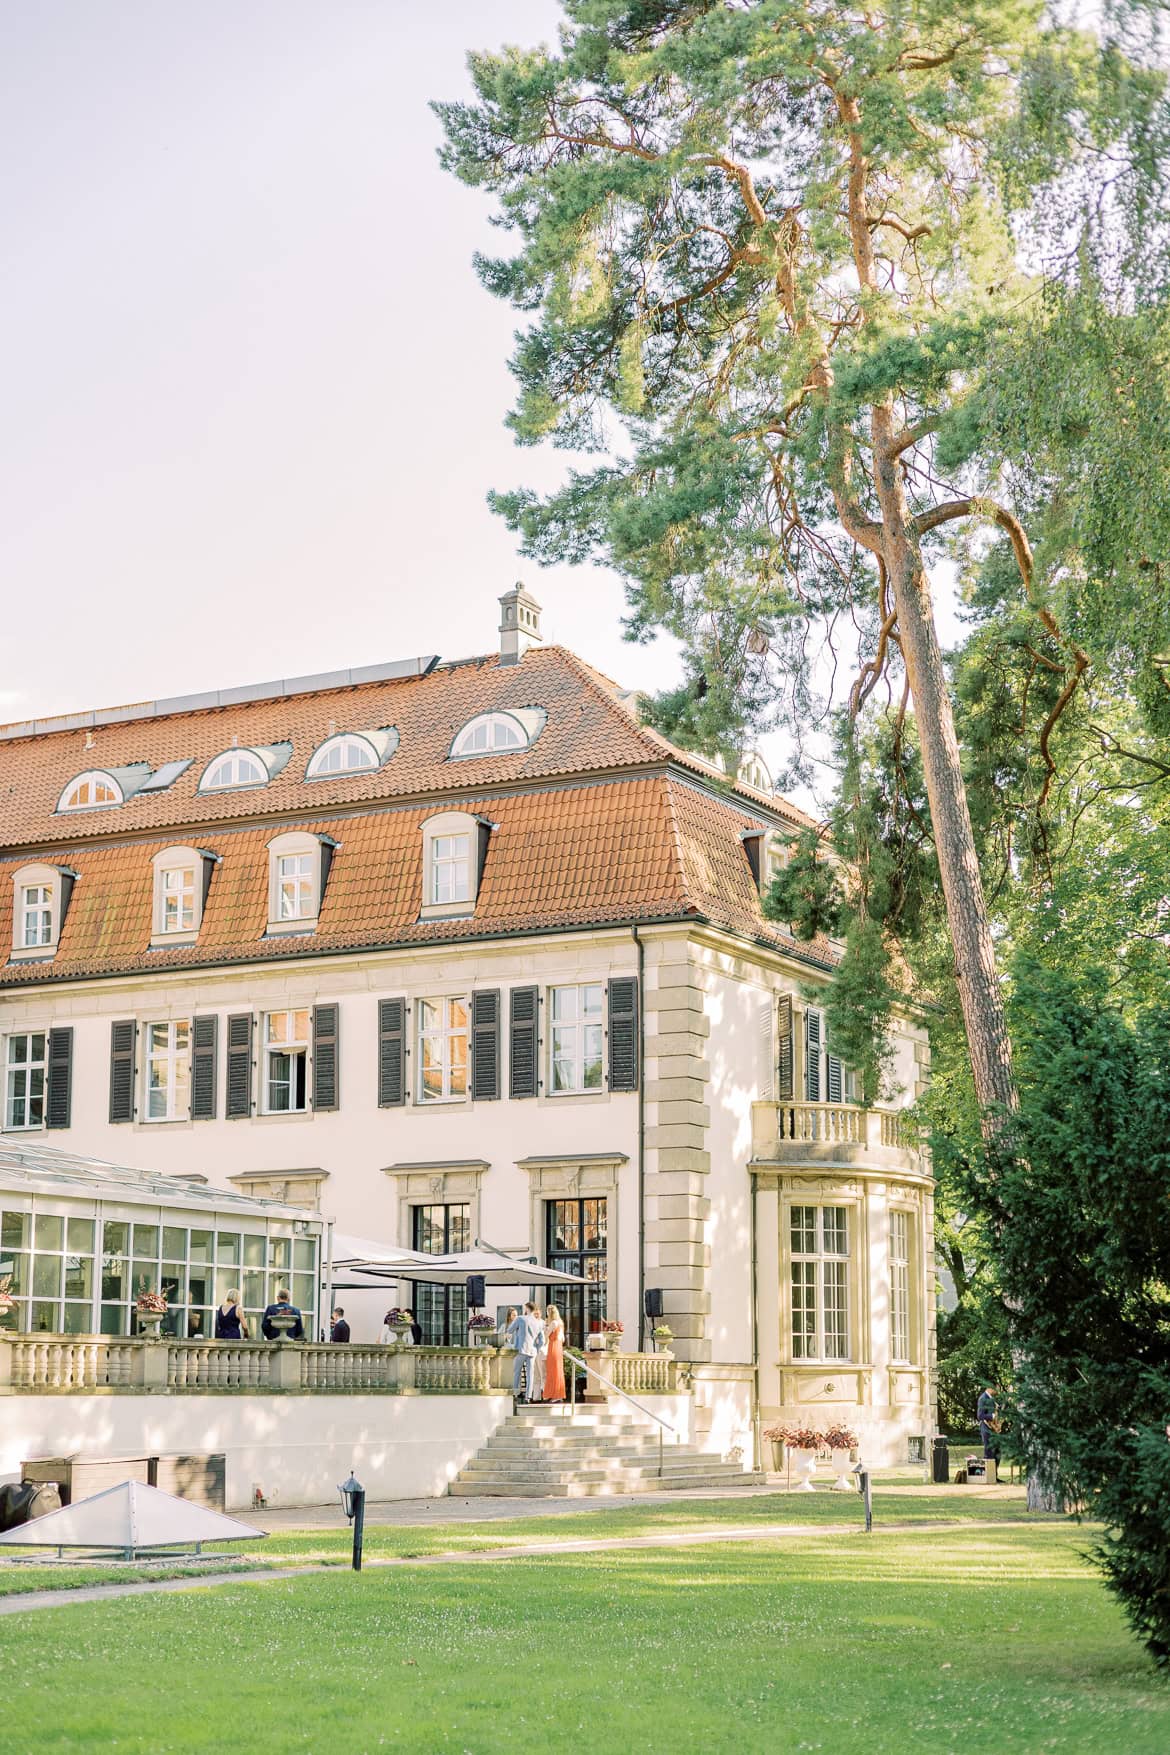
265, 830, 336, 936
9, 862, 77, 961
200, 749, 268, 791
419, 810, 492, 920
59, 770, 123, 811
150, 846, 217, 947
449, 709, 545, 759
305, 728, 398, 780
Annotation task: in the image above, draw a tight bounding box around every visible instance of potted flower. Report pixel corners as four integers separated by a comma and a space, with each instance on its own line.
765, 1424, 823, 1490
651, 1324, 674, 1352
135, 1288, 168, 1337
0, 1274, 16, 1331
601, 1318, 624, 1354
468, 1313, 497, 1347
381, 1307, 413, 1344
824, 1424, 860, 1490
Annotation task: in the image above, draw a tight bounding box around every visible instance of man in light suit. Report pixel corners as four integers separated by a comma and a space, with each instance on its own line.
505, 1302, 545, 1400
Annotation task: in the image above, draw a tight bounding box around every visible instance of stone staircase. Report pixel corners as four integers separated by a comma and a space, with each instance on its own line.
448, 1405, 766, 1498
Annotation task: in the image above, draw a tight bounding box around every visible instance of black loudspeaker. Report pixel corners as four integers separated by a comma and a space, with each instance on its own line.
644, 1288, 664, 1320
466, 1275, 486, 1308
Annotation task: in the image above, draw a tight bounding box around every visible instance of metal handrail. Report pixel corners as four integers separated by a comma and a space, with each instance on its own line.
565, 1347, 679, 1479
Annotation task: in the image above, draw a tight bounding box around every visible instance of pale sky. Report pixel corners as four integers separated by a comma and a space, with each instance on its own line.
3, 2, 958, 808
3, 2, 690, 724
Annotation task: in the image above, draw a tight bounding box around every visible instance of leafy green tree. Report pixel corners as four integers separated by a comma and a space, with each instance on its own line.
950, 962, 1170, 1665
437, 0, 1169, 1124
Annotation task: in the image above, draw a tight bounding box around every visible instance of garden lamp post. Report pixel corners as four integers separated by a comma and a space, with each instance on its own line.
853, 1460, 873, 1534
339, 1471, 366, 1571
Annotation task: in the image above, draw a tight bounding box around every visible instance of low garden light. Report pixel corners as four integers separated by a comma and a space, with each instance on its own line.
853, 1460, 873, 1533
338, 1471, 366, 1571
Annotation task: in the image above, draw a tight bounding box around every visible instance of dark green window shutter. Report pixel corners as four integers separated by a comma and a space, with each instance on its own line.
804, 1007, 822, 1102
191, 1016, 218, 1119
313, 1004, 340, 1112
826, 1052, 843, 1105
378, 998, 406, 1107
470, 989, 500, 1101
607, 976, 640, 1093
225, 1013, 254, 1119
777, 995, 794, 1101
45, 1026, 73, 1130
509, 985, 539, 1099
109, 1020, 137, 1123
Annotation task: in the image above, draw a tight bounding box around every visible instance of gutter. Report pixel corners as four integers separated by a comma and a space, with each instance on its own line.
632, 924, 646, 1351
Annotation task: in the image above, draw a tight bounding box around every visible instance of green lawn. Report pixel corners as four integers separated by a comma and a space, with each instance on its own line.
0, 1483, 1042, 1593
2, 1506, 1166, 1753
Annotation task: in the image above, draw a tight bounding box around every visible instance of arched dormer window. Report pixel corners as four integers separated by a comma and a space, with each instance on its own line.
58, 770, 123, 812
150, 846, 217, 945
305, 727, 398, 780
420, 810, 492, 920
265, 830, 336, 935
449, 708, 545, 760
10, 862, 77, 960
199, 749, 268, 792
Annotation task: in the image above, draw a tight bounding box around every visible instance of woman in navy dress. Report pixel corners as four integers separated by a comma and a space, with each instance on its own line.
215, 1288, 249, 1340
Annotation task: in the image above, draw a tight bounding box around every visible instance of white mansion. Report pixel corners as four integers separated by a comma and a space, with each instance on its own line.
0, 589, 935, 1463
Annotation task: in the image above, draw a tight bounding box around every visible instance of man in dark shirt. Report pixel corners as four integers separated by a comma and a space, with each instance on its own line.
330, 1307, 351, 1343
976, 1386, 999, 1459
261, 1289, 305, 1341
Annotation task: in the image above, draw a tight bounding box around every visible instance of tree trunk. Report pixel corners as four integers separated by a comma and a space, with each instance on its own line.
873, 428, 1017, 1122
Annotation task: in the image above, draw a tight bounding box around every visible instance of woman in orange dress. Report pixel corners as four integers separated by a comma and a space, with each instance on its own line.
543, 1304, 566, 1401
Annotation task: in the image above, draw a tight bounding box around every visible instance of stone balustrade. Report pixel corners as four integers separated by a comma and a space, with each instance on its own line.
752, 1099, 923, 1175
0, 1334, 515, 1395
575, 1348, 679, 1397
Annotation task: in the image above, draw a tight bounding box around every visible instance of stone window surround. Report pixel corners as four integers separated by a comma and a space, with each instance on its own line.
149, 846, 217, 947
265, 830, 335, 936
227, 1169, 330, 1212
9, 862, 75, 961
381, 1160, 490, 1253
778, 1179, 866, 1368
419, 810, 481, 921
518, 1152, 628, 1326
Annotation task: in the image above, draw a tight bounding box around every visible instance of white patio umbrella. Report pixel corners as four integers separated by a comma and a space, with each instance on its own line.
330, 1241, 589, 1289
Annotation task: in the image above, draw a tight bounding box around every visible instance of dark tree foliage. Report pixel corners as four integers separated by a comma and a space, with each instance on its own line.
948, 962, 1170, 1663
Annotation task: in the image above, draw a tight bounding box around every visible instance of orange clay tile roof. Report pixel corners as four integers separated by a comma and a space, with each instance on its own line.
0, 777, 833, 987
0, 644, 833, 987
0, 645, 814, 849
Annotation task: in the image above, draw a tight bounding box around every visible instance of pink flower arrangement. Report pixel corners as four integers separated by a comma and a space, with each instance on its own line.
0, 1275, 15, 1314
382, 1308, 410, 1325
135, 1288, 168, 1314
468, 1313, 496, 1330
762, 1424, 825, 1451
824, 1424, 860, 1451
601, 1319, 624, 1335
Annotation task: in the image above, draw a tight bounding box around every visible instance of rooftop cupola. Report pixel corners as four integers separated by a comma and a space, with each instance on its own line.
498, 583, 543, 666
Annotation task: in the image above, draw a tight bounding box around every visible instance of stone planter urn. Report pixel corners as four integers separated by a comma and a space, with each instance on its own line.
384, 1323, 412, 1345
791, 1448, 818, 1491
135, 1308, 166, 1338
267, 1312, 300, 1340
469, 1327, 497, 1348
829, 1451, 855, 1490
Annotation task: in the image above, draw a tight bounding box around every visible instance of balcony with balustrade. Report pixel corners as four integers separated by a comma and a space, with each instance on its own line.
751, 1099, 926, 1179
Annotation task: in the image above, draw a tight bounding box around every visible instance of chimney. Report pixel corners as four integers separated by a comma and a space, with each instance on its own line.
498, 583, 543, 666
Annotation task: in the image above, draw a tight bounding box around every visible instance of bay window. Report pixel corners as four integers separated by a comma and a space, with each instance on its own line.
890, 1208, 913, 1365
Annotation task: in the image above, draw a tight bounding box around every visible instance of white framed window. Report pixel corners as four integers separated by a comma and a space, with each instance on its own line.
199, 749, 268, 792
431, 834, 470, 905
58, 770, 122, 812
449, 709, 544, 759
150, 847, 211, 943
277, 854, 313, 920
790, 1204, 851, 1362
10, 863, 71, 959
419, 812, 481, 919
306, 733, 381, 778
417, 998, 469, 1102
890, 1209, 913, 1365
549, 984, 604, 1093
20, 883, 53, 948
266, 832, 330, 933
145, 1021, 191, 1122
5, 1032, 47, 1130
263, 1009, 310, 1113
